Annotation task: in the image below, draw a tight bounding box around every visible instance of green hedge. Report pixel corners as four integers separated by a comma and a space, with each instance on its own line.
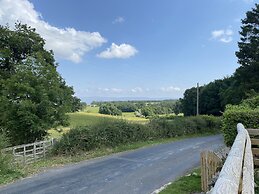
53, 120, 155, 154
149, 115, 221, 138
222, 104, 259, 146
54, 115, 221, 155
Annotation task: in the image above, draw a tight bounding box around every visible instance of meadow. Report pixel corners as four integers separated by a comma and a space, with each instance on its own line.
48, 106, 148, 138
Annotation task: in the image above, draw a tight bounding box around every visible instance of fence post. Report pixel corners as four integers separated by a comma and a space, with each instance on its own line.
23, 146, 26, 165
33, 143, 36, 162
43, 142, 46, 158
201, 151, 221, 192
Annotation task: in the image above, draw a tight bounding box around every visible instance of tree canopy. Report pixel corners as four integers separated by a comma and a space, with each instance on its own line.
235, 3, 259, 97
0, 23, 80, 145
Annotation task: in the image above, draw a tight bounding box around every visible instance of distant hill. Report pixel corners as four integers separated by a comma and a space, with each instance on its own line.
81, 97, 177, 104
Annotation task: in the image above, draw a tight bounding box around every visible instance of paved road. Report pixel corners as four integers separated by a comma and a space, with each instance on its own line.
0, 135, 223, 194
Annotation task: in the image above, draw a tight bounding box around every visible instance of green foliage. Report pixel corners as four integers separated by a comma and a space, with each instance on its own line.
141, 106, 155, 117
149, 115, 221, 138
181, 87, 201, 116
222, 96, 259, 146
115, 102, 138, 112
92, 100, 180, 116
54, 115, 221, 154
53, 120, 153, 154
0, 133, 23, 183
181, 78, 236, 116
160, 169, 201, 194
99, 103, 122, 116
0, 23, 80, 145
235, 4, 259, 97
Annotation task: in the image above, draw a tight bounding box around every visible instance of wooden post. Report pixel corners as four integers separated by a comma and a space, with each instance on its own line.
23, 146, 26, 165
201, 151, 221, 192
43, 142, 46, 158
33, 143, 36, 162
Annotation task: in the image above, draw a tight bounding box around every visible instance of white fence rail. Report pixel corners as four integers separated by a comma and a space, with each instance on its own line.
211, 123, 254, 194
3, 138, 55, 165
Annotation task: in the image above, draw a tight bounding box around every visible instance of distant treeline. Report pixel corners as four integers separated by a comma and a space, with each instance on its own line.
92, 100, 182, 117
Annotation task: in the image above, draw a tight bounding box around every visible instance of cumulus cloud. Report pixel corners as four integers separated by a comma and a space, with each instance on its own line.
160, 86, 181, 92
112, 16, 125, 24
211, 28, 233, 43
98, 43, 138, 59
0, 0, 107, 63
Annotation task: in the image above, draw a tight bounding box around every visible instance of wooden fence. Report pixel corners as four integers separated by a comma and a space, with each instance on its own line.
211, 123, 254, 194
201, 151, 222, 192
3, 138, 55, 165
247, 128, 259, 167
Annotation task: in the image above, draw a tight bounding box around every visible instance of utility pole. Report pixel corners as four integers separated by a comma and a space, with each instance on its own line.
196, 83, 199, 116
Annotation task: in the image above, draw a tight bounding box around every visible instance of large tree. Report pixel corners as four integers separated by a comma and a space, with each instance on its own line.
235, 3, 259, 97
0, 23, 80, 145
180, 86, 203, 116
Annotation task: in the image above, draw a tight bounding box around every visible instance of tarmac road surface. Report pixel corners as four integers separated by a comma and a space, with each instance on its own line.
0, 135, 223, 194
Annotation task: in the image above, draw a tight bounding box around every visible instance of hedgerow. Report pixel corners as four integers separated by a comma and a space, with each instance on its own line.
53, 115, 221, 155
222, 96, 259, 146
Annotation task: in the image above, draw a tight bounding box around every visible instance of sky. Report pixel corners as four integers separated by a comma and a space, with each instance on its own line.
0, 0, 258, 102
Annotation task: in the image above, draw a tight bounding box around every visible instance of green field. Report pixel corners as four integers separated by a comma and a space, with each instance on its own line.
48, 106, 148, 138
82, 106, 99, 113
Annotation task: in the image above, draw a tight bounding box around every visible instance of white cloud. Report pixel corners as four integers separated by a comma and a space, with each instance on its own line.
131, 87, 143, 93
211, 27, 233, 43
98, 88, 123, 93
161, 86, 181, 92
112, 16, 125, 24
98, 43, 138, 59
0, 0, 107, 63
110, 88, 123, 93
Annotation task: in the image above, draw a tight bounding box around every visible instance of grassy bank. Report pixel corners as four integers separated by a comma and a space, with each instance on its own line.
0, 133, 217, 186
159, 168, 201, 194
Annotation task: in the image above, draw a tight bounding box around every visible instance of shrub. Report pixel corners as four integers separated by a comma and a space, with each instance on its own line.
54, 115, 221, 155
53, 120, 155, 154
99, 104, 122, 116
149, 115, 221, 138
222, 104, 259, 146
0, 133, 21, 180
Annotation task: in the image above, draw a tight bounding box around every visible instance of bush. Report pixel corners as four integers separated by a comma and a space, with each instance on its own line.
54, 115, 221, 155
0, 133, 21, 179
222, 104, 259, 146
99, 104, 122, 116
53, 120, 155, 154
149, 115, 221, 138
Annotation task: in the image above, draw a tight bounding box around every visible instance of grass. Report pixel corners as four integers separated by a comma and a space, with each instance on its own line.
159, 168, 201, 194
48, 107, 148, 139
0, 133, 216, 186
0, 170, 24, 185
82, 106, 99, 113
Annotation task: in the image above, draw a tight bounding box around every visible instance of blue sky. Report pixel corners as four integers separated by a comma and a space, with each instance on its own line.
0, 0, 258, 101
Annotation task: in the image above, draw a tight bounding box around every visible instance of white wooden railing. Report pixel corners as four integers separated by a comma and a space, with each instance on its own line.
211, 123, 254, 194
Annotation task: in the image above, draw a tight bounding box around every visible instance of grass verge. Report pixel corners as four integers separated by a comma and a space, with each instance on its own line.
159, 168, 201, 194
0, 132, 218, 186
